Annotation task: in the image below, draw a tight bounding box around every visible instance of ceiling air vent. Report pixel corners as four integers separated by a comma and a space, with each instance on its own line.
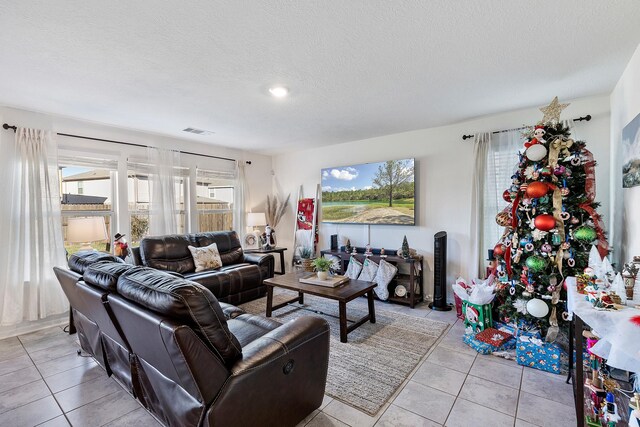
183, 127, 215, 136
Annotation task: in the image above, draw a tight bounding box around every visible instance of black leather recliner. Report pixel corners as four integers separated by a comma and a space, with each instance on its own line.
54, 252, 330, 427
136, 231, 274, 305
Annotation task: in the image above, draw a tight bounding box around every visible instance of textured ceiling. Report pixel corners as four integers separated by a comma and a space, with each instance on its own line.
1, 1, 640, 154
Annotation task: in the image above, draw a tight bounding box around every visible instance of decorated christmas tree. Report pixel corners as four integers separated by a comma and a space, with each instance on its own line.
493, 97, 608, 341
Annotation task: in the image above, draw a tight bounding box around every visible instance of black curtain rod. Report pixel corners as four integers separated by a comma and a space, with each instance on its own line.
2, 123, 251, 164
461, 114, 592, 141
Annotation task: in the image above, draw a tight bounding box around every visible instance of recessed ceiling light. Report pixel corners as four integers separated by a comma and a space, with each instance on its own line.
268, 86, 289, 98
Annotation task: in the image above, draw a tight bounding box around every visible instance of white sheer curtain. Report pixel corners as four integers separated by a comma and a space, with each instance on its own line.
470, 130, 523, 278
0, 128, 68, 325
470, 132, 491, 278
233, 162, 246, 233
148, 147, 181, 236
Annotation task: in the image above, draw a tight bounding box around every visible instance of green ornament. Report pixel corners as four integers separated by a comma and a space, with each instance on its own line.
574, 225, 597, 243
526, 255, 547, 273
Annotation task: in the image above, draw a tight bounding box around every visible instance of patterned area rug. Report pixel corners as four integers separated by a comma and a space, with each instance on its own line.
240, 291, 449, 415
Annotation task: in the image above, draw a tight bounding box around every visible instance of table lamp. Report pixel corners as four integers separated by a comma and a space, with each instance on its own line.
246, 212, 267, 244
67, 216, 108, 250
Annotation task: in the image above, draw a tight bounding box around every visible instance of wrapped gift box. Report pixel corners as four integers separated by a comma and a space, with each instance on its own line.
463, 333, 517, 354
516, 337, 562, 374
462, 301, 492, 332
494, 320, 541, 340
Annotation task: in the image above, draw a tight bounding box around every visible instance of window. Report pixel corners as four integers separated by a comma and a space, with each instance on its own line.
196, 169, 235, 232
59, 159, 117, 255
127, 164, 188, 244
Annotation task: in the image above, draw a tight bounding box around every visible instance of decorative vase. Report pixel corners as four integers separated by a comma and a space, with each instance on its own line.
302, 258, 314, 272
317, 271, 328, 281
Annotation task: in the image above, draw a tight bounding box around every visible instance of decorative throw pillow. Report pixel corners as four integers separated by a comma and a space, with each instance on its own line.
345, 257, 363, 280
358, 258, 379, 282
188, 243, 223, 272
373, 259, 398, 300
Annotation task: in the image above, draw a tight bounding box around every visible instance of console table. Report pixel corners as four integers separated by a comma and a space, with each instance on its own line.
245, 247, 287, 275
320, 248, 424, 308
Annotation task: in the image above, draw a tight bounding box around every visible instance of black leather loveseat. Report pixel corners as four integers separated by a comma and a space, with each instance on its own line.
54, 252, 330, 427
134, 231, 273, 305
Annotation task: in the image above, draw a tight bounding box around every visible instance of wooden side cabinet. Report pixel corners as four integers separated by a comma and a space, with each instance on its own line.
320, 248, 424, 308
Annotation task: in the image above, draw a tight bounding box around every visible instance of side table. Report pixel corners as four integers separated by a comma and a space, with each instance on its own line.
245, 247, 287, 275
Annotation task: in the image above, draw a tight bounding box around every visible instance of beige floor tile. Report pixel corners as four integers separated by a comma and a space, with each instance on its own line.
36, 352, 93, 378
426, 346, 476, 373
30, 341, 79, 364
102, 407, 161, 426
20, 333, 77, 354
393, 381, 455, 424
0, 337, 27, 362
436, 332, 479, 357
411, 361, 467, 396
296, 409, 320, 427
474, 352, 520, 367
44, 360, 103, 393
445, 398, 514, 427
515, 419, 539, 427
458, 375, 519, 416
18, 326, 63, 343
0, 379, 51, 414
323, 399, 381, 427
426, 309, 458, 323
469, 356, 522, 389
65, 389, 141, 427
37, 415, 71, 427
305, 412, 349, 427
375, 404, 441, 426
55, 375, 123, 412
320, 395, 334, 410
0, 395, 62, 426
521, 366, 574, 407
0, 353, 33, 376
516, 391, 576, 426
0, 365, 42, 393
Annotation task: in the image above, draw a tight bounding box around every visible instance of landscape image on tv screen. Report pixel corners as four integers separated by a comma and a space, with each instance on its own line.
321, 158, 415, 225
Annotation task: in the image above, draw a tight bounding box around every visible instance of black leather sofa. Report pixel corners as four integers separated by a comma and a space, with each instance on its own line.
54, 252, 330, 427
134, 231, 274, 305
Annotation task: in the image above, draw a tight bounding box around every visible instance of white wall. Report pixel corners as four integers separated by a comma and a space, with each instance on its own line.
272, 95, 611, 302
610, 43, 640, 266
0, 106, 273, 240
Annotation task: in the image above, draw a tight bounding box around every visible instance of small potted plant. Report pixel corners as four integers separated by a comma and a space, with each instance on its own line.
311, 257, 333, 281
299, 246, 314, 272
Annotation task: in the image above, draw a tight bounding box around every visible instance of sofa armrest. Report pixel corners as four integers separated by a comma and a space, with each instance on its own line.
231, 316, 329, 375
207, 316, 330, 427
243, 252, 275, 277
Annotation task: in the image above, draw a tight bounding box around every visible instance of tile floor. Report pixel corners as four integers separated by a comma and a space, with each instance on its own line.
0, 303, 577, 427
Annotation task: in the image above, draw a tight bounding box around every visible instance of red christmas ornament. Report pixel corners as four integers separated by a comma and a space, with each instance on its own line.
526, 181, 548, 198
534, 214, 556, 231
502, 189, 512, 202
493, 243, 506, 258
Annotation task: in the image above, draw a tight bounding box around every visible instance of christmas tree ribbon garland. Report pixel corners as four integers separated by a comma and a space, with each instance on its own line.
580, 149, 609, 258
548, 137, 574, 169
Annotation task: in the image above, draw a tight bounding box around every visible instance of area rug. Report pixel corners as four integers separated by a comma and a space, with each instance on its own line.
240, 291, 449, 415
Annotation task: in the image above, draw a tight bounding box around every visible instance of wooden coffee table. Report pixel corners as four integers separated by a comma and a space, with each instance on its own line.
264, 272, 377, 343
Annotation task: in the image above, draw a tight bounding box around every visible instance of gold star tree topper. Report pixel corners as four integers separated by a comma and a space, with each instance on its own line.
539, 96, 570, 124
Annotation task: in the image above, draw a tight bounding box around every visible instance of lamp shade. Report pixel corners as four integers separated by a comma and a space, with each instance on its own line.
246, 212, 267, 227
67, 216, 108, 243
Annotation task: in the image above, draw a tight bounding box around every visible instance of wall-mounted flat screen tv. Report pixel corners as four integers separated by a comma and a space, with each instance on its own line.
321, 158, 415, 225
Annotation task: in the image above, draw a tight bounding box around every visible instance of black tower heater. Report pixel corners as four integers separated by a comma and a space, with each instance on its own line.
429, 231, 452, 311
